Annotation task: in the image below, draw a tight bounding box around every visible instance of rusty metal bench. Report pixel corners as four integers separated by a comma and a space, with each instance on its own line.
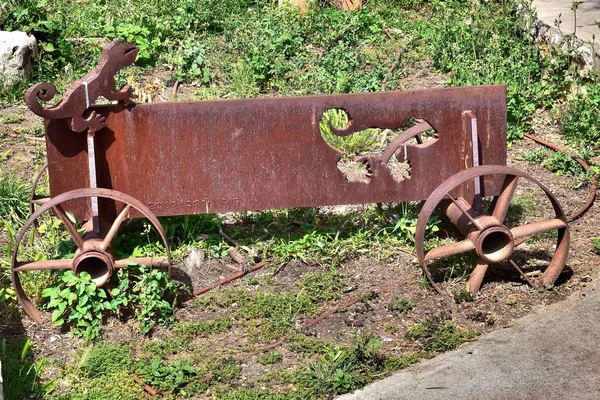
12, 41, 569, 321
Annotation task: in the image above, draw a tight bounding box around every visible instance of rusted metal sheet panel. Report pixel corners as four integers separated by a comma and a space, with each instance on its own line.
44, 85, 507, 220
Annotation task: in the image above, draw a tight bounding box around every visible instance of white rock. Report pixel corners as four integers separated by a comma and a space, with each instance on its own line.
0, 31, 38, 86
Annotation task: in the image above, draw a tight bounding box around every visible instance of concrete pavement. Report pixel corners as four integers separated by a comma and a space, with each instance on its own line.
340, 284, 600, 400
532, 0, 600, 46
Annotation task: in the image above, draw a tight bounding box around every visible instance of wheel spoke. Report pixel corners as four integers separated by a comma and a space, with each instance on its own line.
52, 204, 84, 249
14, 258, 72, 272
491, 175, 519, 223
466, 258, 489, 293
508, 259, 535, 288
445, 194, 482, 230
510, 218, 567, 242
115, 257, 170, 268
31, 196, 50, 205
424, 239, 476, 262
101, 204, 132, 250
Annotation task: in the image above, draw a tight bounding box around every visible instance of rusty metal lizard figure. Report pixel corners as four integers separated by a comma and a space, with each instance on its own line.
25, 41, 138, 132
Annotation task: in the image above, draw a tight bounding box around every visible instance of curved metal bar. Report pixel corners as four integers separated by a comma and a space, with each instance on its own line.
379, 122, 434, 164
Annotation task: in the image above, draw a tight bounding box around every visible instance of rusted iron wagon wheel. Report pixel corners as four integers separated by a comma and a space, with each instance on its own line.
11, 188, 171, 322
415, 165, 569, 294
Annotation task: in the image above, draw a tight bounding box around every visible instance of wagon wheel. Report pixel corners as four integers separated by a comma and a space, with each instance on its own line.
415, 165, 569, 294
12, 187, 171, 322
29, 162, 49, 229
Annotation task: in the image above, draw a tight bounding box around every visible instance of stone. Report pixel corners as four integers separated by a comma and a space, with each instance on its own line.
0, 31, 38, 86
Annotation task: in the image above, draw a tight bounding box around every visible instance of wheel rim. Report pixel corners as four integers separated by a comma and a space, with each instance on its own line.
12, 188, 171, 322
415, 165, 569, 294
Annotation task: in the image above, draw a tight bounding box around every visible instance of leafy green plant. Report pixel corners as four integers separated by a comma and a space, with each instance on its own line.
392, 298, 416, 312
43, 264, 181, 340
294, 347, 366, 397
135, 358, 201, 394
542, 152, 584, 177
42, 271, 116, 340
520, 147, 549, 164
560, 82, 600, 147
112, 264, 182, 334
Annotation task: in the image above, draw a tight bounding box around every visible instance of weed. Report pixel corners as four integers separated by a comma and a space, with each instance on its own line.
238, 291, 319, 341
0, 339, 53, 399
542, 151, 585, 177
384, 323, 399, 333
392, 298, 416, 312
66, 370, 145, 400
520, 147, 549, 164
135, 358, 201, 393
592, 238, 600, 255
406, 323, 428, 340
0, 112, 25, 124
43, 264, 182, 340
143, 336, 190, 358
503, 194, 538, 227
297, 268, 345, 302
210, 358, 242, 383
383, 352, 427, 371
560, 80, 600, 147
407, 320, 479, 352
12, 125, 44, 137
0, 171, 30, 225
215, 388, 291, 399
78, 342, 132, 378
293, 347, 366, 397
453, 290, 475, 304
257, 351, 283, 365
286, 334, 338, 356
427, 322, 472, 352
349, 332, 384, 372
174, 318, 232, 339
42, 271, 116, 340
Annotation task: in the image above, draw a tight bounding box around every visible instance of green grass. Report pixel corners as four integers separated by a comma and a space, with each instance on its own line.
0, 171, 30, 225
0, 339, 53, 399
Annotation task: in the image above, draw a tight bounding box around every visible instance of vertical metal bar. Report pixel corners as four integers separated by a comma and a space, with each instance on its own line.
86, 131, 99, 234
463, 110, 481, 215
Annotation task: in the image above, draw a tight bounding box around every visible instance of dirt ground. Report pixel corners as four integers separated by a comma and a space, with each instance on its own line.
1, 72, 599, 397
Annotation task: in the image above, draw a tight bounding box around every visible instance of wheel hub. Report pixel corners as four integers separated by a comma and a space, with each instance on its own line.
72, 249, 115, 286
475, 225, 514, 264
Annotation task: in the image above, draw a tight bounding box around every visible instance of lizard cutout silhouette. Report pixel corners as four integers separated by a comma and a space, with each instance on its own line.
25, 41, 138, 132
